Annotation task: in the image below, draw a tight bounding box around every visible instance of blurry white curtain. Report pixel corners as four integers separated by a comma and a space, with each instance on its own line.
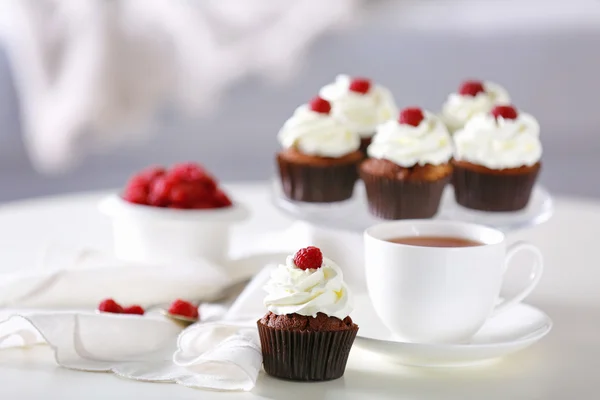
0, 0, 360, 173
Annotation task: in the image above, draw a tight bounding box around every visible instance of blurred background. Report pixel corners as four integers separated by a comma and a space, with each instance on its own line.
0, 0, 599, 203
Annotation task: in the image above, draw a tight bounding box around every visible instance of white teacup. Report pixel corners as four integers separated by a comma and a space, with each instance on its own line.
364, 220, 543, 344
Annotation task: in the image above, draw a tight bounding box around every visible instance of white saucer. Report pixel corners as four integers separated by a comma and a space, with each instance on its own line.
352, 293, 552, 367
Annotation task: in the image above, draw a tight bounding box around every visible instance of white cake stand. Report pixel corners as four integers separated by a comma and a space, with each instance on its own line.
271, 179, 554, 233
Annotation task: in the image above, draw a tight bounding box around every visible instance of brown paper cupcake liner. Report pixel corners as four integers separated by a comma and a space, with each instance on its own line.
277, 156, 359, 203
360, 173, 450, 220
257, 322, 358, 381
452, 163, 541, 212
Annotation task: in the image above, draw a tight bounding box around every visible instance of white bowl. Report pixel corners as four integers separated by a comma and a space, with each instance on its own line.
99, 194, 250, 264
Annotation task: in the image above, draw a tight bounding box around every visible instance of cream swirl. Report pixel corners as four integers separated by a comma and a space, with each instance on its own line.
278, 104, 360, 157
319, 75, 397, 137
263, 255, 352, 319
441, 81, 510, 132
367, 111, 453, 167
453, 111, 542, 169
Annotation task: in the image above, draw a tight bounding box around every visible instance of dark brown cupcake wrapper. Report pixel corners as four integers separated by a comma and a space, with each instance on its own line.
277, 156, 359, 203
360, 172, 450, 220
452, 163, 541, 212
257, 321, 358, 382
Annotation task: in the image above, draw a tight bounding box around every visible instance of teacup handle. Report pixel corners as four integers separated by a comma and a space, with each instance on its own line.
492, 241, 544, 317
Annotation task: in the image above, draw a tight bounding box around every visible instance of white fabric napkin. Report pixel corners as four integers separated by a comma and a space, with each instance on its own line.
0, 221, 365, 309
0, 245, 241, 308
171, 267, 271, 390
0, 265, 274, 391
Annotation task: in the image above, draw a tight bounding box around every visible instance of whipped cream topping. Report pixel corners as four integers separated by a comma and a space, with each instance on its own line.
278, 104, 360, 157
319, 74, 397, 137
441, 81, 510, 132
453, 111, 542, 169
367, 111, 453, 167
263, 255, 352, 319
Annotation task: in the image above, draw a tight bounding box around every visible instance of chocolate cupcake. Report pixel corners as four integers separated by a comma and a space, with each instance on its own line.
441, 80, 510, 133
277, 96, 362, 203
452, 105, 542, 212
360, 107, 453, 220
319, 75, 397, 154
257, 246, 358, 381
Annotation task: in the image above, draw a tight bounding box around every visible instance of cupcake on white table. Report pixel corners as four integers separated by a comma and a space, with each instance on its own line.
319, 74, 397, 154
441, 80, 510, 133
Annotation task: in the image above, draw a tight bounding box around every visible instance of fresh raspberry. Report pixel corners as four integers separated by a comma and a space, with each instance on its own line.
138, 166, 166, 181
170, 182, 210, 207
399, 107, 425, 127
169, 182, 192, 206
212, 190, 232, 208
123, 186, 148, 205
198, 175, 218, 192
491, 105, 518, 120
126, 175, 151, 190
148, 176, 173, 206
123, 305, 145, 315
185, 200, 214, 209
124, 173, 149, 192
178, 170, 217, 190
349, 77, 371, 94
293, 246, 323, 270
124, 162, 228, 209
458, 80, 485, 97
168, 162, 207, 182
168, 299, 199, 319
98, 299, 124, 314
123, 168, 166, 205
308, 96, 331, 114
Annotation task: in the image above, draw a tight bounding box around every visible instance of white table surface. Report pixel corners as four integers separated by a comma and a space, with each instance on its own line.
0, 182, 599, 399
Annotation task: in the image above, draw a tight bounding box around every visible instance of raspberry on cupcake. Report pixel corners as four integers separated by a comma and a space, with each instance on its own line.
452, 104, 542, 212
277, 96, 363, 203
257, 246, 358, 381
360, 107, 454, 220
319, 74, 397, 154
441, 79, 510, 133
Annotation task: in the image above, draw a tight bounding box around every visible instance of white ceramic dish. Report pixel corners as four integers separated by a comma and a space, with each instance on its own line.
352, 293, 552, 367
272, 180, 553, 233
99, 195, 250, 264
